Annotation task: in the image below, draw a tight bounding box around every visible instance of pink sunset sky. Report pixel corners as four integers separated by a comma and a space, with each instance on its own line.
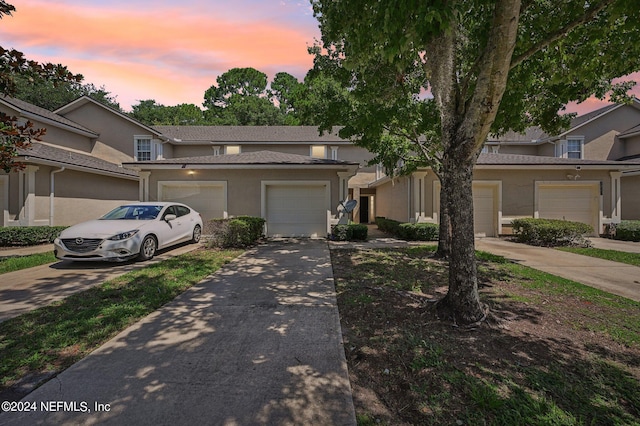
1, 0, 638, 115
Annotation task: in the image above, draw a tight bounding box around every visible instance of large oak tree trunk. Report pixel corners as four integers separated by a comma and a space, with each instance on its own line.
434, 181, 451, 259
436, 149, 486, 324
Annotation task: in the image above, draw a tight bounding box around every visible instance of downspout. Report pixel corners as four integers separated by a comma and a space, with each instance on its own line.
50, 167, 65, 226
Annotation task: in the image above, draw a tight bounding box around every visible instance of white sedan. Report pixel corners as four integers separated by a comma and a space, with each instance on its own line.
54, 202, 203, 262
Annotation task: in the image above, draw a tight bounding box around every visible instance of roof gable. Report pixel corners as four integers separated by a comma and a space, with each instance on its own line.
55, 96, 165, 139
0, 95, 99, 137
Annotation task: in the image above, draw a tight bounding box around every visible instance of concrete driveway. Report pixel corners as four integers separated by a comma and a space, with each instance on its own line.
0, 243, 202, 323
0, 239, 356, 425
475, 238, 640, 302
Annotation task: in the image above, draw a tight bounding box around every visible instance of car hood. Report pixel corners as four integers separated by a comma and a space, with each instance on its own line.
59, 220, 151, 239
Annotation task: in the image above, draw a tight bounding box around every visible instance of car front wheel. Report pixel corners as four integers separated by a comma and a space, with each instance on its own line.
191, 225, 202, 243
138, 235, 157, 261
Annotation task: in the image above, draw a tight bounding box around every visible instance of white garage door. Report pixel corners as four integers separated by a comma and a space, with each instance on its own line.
537, 184, 599, 235
473, 184, 497, 237
264, 183, 329, 237
159, 182, 226, 221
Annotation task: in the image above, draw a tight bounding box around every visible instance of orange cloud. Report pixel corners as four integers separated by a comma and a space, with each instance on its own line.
1, 0, 318, 109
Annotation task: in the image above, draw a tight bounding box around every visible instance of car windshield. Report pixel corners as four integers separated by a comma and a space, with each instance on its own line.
100, 205, 163, 220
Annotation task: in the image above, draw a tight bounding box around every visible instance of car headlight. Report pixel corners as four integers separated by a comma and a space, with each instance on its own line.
108, 230, 139, 241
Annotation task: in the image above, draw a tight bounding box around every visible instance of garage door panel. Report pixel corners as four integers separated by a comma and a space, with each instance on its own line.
537, 184, 598, 235
265, 184, 328, 237
160, 183, 226, 221
473, 185, 497, 237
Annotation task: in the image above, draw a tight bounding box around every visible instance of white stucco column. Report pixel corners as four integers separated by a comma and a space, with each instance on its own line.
139, 172, 151, 202
19, 165, 39, 226
412, 171, 428, 222
610, 171, 622, 222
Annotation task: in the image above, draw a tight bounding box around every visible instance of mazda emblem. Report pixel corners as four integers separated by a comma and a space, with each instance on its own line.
75, 238, 84, 245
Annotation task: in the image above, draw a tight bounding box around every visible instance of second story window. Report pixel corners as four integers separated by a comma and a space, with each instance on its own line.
311, 145, 326, 159
567, 138, 583, 159
225, 145, 241, 155
135, 137, 152, 161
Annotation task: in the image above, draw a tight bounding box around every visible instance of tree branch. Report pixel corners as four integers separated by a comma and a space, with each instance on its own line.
510, 0, 615, 70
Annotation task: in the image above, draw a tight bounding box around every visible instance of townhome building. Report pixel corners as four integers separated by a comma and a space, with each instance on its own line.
2, 95, 639, 237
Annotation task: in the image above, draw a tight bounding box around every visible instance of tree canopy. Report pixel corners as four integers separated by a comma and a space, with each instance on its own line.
312, 0, 640, 324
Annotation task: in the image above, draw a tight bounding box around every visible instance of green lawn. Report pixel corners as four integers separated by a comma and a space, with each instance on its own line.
0, 252, 57, 274
557, 246, 640, 267
0, 248, 243, 391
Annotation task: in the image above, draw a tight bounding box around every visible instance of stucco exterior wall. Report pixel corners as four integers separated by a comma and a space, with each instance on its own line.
621, 174, 640, 220
569, 105, 640, 160
168, 143, 376, 172
536, 144, 556, 157
473, 168, 613, 218
623, 135, 640, 158
374, 177, 409, 222
31, 167, 138, 225
61, 102, 156, 162
143, 168, 344, 220
495, 145, 538, 155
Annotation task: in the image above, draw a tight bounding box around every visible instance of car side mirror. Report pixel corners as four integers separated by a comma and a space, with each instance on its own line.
164, 214, 177, 222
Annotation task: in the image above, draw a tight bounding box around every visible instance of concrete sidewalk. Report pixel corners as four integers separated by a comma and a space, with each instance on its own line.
475, 238, 640, 302
0, 240, 356, 426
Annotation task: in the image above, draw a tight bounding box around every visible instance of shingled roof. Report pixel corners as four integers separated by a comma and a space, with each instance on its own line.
153, 126, 347, 144
0, 96, 98, 137
18, 142, 138, 178
477, 153, 640, 166
124, 150, 358, 167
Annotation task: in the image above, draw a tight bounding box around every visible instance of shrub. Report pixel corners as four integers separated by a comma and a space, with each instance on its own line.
0, 226, 68, 246
398, 223, 439, 241
207, 216, 265, 248
511, 218, 592, 247
613, 220, 640, 242
375, 217, 438, 241
331, 223, 368, 241
375, 217, 402, 235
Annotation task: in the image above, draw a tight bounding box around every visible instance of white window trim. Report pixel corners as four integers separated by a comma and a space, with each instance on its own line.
330, 146, 339, 160
212, 146, 221, 156
556, 136, 584, 159
566, 136, 584, 159
134, 135, 152, 161
134, 136, 165, 161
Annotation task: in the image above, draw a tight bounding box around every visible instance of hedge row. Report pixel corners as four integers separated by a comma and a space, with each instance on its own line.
375, 217, 439, 241
511, 218, 592, 247
611, 220, 640, 242
207, 216, 265, 248
0, 226, 68, 246
331, 223, 368, 241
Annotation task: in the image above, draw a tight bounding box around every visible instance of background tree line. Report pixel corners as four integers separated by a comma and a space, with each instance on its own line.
8, 56, 345, 127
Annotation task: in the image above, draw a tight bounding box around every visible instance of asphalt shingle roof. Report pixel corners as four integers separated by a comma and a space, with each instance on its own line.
0, 96, 98, 136
18, 142, 138, 177
153, 126, 347, 143
477, 153, 640, 166
125, 150, 358, 166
